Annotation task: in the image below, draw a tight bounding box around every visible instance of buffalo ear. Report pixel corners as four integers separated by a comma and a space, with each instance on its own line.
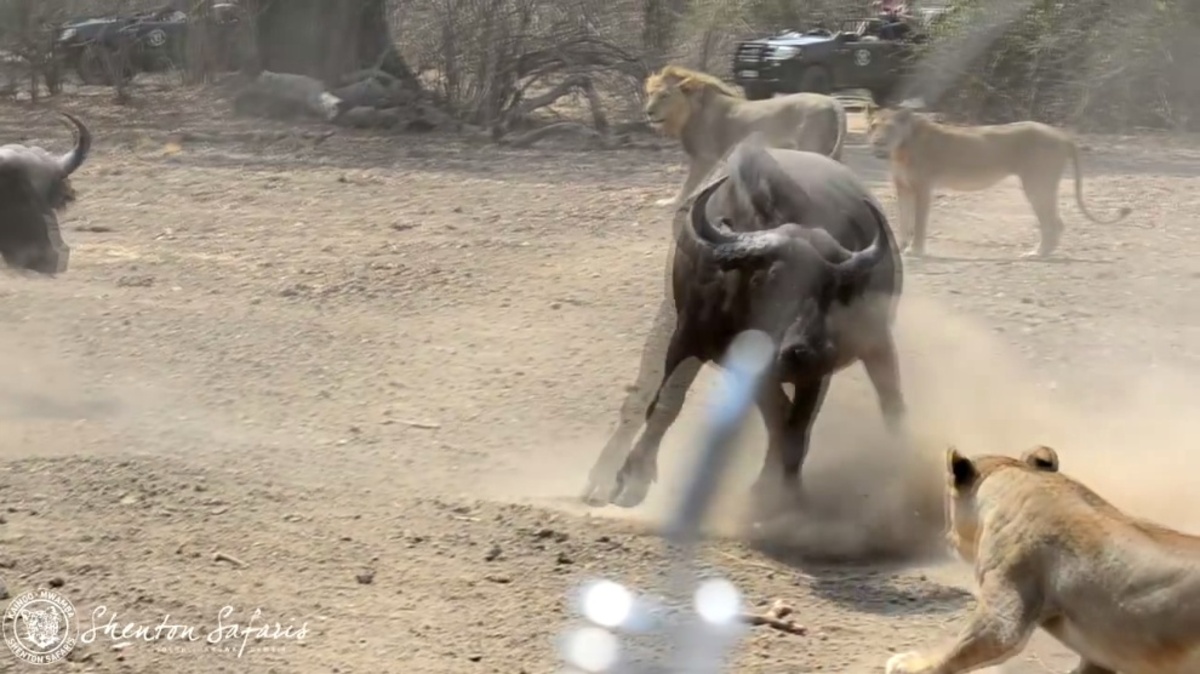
947, 446, 977, 490
1021, 445, 1059, 472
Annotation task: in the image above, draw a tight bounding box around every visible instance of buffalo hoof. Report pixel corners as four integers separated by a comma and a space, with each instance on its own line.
748, 478, 806, 522
579, 478, 615, 508
609, 470, 652, 509
580, 465, 620, 507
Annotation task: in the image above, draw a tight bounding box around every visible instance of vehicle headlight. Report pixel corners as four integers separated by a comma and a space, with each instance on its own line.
772, 45, 801, 59
59, 28, 76, 41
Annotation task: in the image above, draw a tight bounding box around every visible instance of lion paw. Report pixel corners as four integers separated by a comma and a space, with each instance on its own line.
885, 650, 937, 674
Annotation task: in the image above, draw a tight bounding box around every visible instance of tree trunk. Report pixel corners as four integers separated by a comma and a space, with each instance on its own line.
185, 0, 215, 85
641, 0, 688, 72
253, 0, 418, 87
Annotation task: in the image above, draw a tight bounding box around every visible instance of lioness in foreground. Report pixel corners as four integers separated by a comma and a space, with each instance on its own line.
887, 444, 1200, 674
866, 104, 1131, 258
643, 65, 847, 208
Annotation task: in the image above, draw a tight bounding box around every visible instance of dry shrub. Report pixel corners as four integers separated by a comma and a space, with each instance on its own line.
922, 0, 1200, 132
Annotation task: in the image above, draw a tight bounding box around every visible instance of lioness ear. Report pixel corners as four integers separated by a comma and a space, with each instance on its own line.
947, 446, 977, 490
677, 76, 701, 93
1021, 445, 1059, 472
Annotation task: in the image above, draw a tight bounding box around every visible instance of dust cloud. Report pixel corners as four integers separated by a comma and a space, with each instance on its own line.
0, 316, 272, 465
501, 287, 1200, 561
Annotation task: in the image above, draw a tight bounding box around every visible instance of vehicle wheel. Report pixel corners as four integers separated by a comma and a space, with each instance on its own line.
743, 84, 773, 101
797, 67, 832, 95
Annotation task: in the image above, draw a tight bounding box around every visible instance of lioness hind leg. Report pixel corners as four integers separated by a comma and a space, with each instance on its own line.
907, 185, 933, 257
886, 577, 1039, 674
1019, 174, 1066, 258
892, 179, 915, 247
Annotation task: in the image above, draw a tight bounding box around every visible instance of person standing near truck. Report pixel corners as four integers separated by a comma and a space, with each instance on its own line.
872, 0, 914, 40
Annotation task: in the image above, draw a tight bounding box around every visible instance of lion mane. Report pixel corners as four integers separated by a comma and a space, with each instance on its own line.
643, 65, 744, 139
642, 64, 848, 208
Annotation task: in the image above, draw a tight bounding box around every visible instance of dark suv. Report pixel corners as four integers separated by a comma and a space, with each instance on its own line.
731, 16, 932, 105
53, 4, 243, 86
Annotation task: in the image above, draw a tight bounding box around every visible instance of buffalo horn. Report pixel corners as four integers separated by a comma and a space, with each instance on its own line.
692, 214, 790, 269
826, 201, 889, 282
56, 112, 91, 176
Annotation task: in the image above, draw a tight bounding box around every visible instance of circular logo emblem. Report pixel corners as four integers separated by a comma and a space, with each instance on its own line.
3, 588, 77, 665
146, 29, 167, 47
854, 49, 871, 66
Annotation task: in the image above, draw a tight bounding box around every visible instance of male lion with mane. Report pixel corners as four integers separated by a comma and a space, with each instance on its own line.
887, 444, 1200, 674
643, 65, 847, 208
866, 104, 1131, 258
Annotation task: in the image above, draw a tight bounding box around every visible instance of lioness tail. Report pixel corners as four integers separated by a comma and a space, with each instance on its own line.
1069, 142, 1131, 225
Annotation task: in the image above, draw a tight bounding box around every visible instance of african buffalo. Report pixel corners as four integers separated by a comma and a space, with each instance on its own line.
0, 111, 91, 276
581, 138, 907, 516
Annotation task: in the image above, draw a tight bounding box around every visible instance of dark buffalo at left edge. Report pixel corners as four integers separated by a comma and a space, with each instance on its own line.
581, 137, 907, 515
0, 112, 91, 276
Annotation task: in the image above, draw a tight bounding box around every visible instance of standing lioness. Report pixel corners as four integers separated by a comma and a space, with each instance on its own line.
644, 65, 847, 208
867, 104, 1131, 258
887, 444, 1200, 674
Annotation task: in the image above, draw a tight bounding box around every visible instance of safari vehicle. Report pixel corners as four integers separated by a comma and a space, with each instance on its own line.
52, 4, 243, 86
731, 14, 936, 105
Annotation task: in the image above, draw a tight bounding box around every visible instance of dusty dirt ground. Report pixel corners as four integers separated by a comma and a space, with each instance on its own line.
0, 85, 1198, 673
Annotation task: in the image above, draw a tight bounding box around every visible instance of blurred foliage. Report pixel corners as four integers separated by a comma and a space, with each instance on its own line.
922, 0, 1200, 131
0, 0, 1195, 133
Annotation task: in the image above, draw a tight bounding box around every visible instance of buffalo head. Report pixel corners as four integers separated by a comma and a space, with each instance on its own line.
690, 202, 888, 376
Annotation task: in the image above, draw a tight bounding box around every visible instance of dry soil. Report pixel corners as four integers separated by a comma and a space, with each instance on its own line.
0, 87, 1198, 674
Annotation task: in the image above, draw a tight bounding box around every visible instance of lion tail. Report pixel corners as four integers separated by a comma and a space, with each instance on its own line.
828, 98, 847, 163
1069, 142, 1131, 224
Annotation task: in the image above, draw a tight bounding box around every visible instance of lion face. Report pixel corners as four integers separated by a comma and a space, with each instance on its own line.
643, 79, 691, 137
866, 107, 916, 160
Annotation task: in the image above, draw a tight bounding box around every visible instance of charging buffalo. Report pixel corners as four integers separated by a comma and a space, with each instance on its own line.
582, 137, 907, 516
